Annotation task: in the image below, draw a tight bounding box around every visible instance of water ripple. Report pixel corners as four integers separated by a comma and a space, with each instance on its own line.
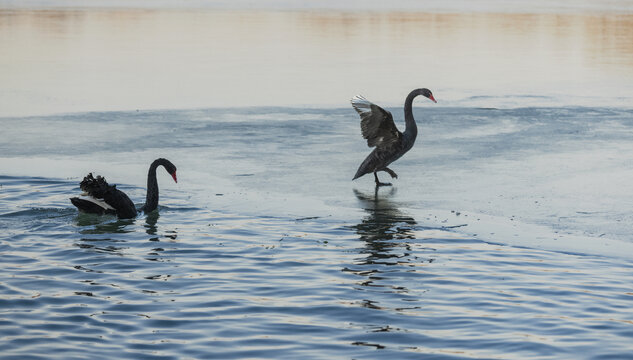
1, 173, 633, 359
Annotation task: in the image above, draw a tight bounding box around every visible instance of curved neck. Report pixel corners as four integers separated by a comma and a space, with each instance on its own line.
403, 90, 420, 138
144, 161, 161, 213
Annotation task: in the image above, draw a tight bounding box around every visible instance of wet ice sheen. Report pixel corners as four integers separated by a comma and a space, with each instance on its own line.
1, 106, 633, 359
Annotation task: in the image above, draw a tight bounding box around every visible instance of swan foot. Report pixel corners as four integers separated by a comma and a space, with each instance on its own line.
384, 168, 398, 179
374, 172, 393, 187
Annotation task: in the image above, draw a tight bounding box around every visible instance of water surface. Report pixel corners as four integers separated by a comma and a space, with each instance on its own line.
2, 106, 633, 358
2, 174, 633, 359
1, 6, 633, 116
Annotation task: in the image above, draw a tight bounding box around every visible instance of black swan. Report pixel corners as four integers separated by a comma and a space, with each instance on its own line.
351, 88, 436, 186
70, 158, 177, 218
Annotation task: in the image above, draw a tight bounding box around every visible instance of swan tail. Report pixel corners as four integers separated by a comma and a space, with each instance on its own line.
79, 173, 114, 198
353, 158, 373, 180
74, 173, 138, 218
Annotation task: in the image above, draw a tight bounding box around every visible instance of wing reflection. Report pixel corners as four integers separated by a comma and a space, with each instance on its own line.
352, 188, 417, 266
344, 187, 423, 307
72, 210, 175, 263
75, 215, 135, 234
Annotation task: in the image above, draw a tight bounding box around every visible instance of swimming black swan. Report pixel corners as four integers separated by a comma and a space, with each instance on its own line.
351, 88, 436, 186
70, 158, 177, 218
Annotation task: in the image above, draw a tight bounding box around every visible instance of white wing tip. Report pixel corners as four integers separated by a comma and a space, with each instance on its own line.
351, 94, 368, 103
78, 195, 116, 211
351, 95, 372, 114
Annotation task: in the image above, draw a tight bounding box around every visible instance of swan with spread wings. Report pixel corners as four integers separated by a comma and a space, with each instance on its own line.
351, 88, 436, 186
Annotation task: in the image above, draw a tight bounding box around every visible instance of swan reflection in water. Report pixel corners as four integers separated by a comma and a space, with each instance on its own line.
144, 211, 178, 243
352, 187, 418, 266
145, 211, 160, 236
73, 211, 176, 263
75, 214, 136, 234
344, 187, 426, 315
144, 211, 177, 263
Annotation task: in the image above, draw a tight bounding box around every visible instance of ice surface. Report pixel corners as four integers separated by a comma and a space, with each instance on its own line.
2, 106, 633, 259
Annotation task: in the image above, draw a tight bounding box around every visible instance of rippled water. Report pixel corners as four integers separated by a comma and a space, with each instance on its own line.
2, 178, 633, 359
2, 106, 633, 359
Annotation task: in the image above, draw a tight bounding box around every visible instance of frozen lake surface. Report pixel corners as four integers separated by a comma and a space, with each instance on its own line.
3, 106, 633, 257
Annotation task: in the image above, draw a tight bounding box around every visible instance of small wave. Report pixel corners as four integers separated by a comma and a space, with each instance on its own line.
0, 175, 69, 185
154, 205, 203, 212
0, 207, 75, 218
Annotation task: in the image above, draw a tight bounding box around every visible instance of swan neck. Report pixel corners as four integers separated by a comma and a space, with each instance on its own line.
144, 161, 160, 213
404, 91, 419, 138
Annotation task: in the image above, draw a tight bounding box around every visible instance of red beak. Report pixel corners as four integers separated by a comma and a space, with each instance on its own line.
429, 94, 437, 103
171, 172, 178, 183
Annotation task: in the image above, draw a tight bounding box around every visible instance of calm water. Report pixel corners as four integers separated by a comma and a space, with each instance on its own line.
2, 2, 633, 359
1, 5, 633, 116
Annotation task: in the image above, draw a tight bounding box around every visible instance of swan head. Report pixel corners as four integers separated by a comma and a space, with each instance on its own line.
165, 163, 178, 183
420, 88, 437, 103
154, 158, 178, 183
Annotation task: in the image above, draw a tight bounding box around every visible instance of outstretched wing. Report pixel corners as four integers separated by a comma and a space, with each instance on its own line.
351, 95, 401, 148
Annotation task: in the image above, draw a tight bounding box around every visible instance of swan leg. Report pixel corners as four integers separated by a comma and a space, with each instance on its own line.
384, 168, 398, 179
374, 171, 392, 187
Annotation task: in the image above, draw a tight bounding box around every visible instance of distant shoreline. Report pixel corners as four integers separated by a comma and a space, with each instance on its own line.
2, 0, 633, 14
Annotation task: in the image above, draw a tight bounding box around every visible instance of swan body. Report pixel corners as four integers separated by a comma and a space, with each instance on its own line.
351, 88, 436, 186
70, 158, 177, 218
